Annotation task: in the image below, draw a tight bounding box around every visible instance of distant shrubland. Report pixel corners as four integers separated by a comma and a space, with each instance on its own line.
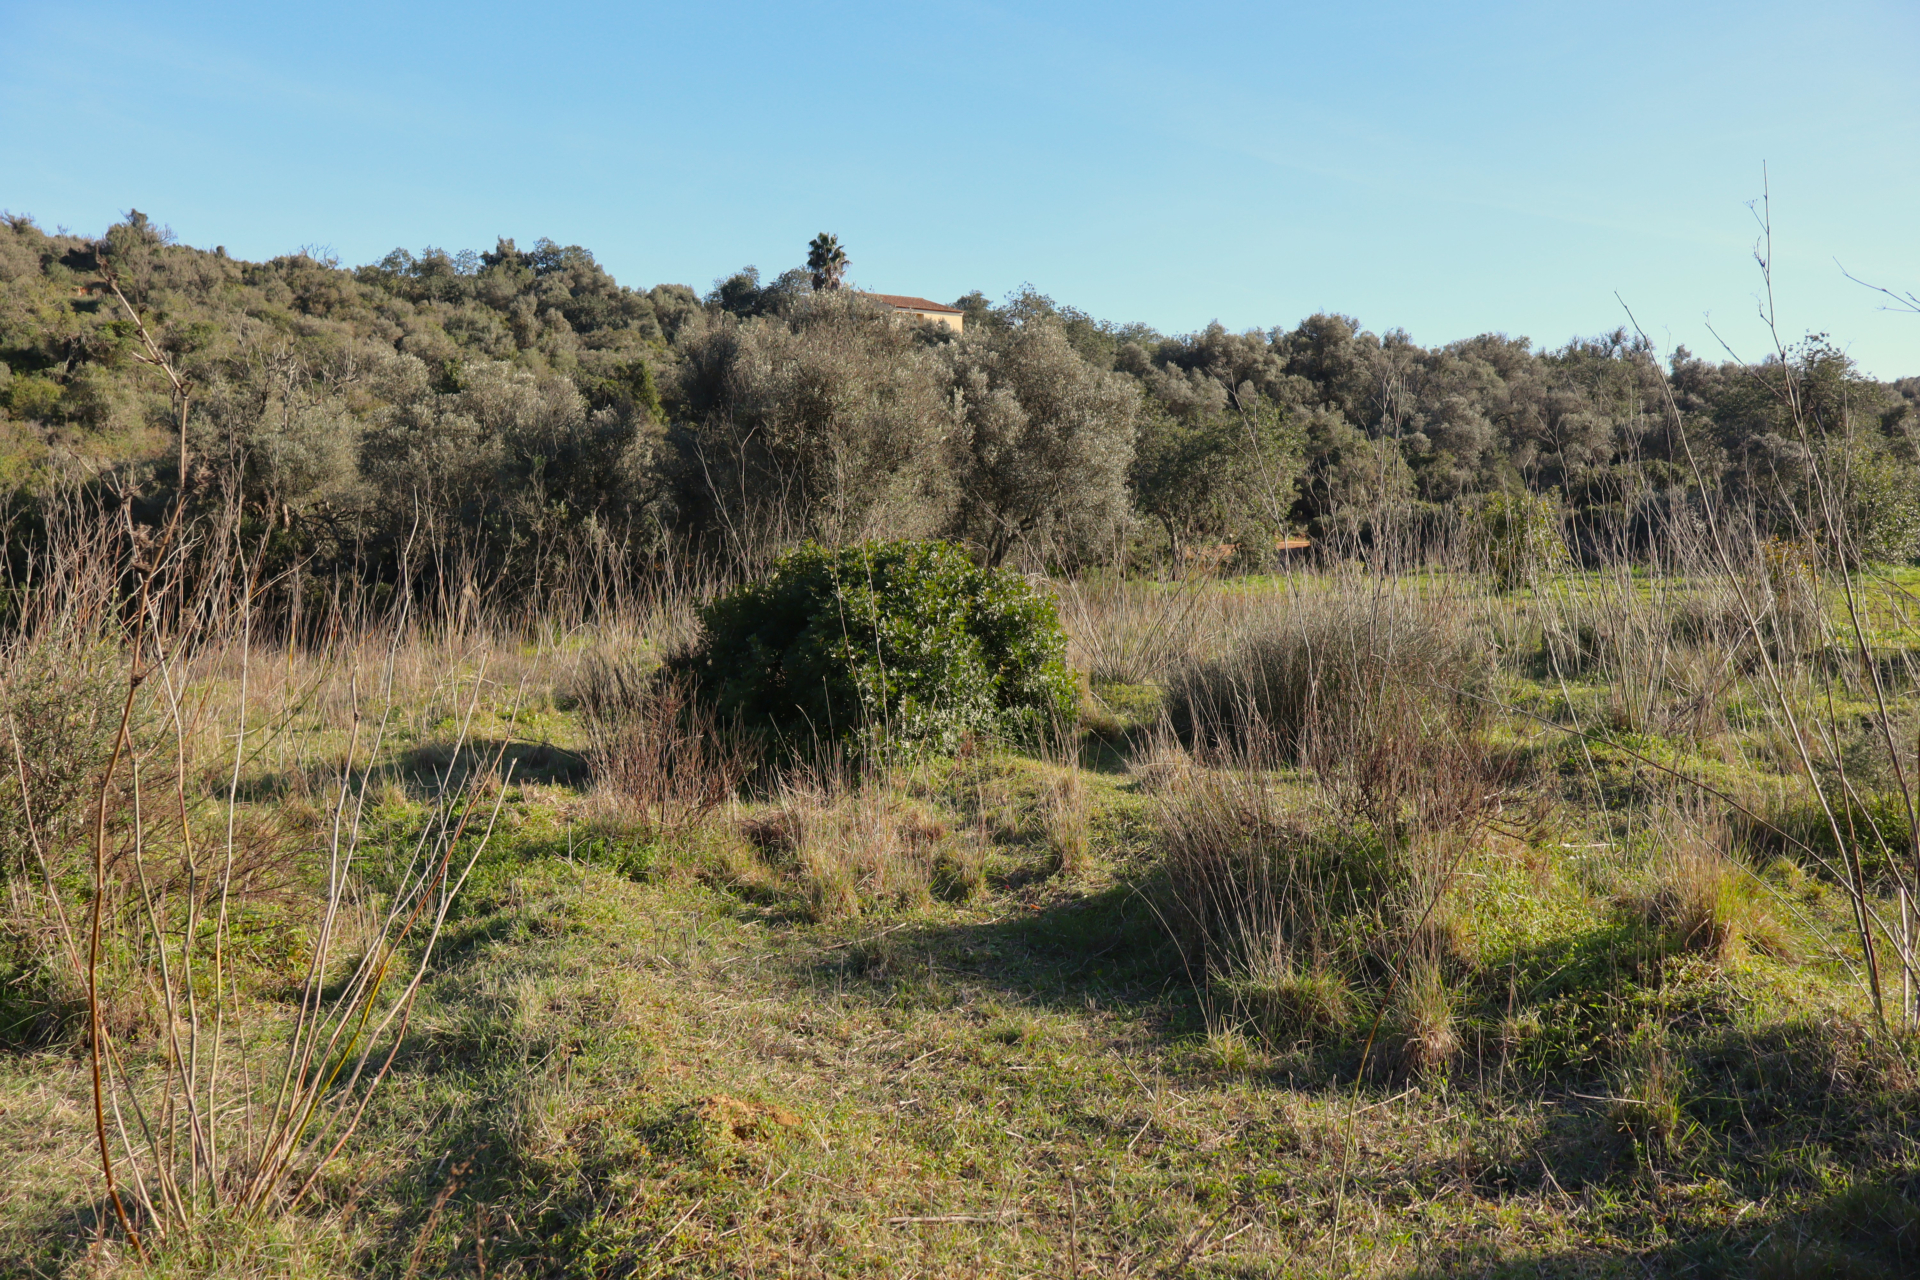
3, 210, 1915, 604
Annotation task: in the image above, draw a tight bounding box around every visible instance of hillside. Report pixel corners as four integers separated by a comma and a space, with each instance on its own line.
3, 213, 1920, 1279
4, 212, 1916, 590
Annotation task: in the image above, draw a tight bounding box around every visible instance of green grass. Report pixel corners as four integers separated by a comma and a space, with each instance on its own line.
9, 765, 1916, 1278
8, 570, 1920, 1277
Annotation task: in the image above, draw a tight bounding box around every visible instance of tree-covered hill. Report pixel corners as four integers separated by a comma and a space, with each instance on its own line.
3, 211, 1915, 594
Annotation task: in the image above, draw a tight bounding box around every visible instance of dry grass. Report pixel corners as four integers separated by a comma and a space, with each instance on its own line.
577, 663, 760, 841
1621, 806, 1791, 963
1219, 950, 1355, 1047
1164, 570, 1490, 762
7, 500, 1920, 1275
747, 770, 952, 919
1052, 574, 1223, 686
1385, 960, 1460, 1078
1038, 763, 1091, 877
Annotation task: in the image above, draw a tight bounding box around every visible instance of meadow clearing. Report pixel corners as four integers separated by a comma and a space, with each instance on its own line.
5, 526, 1920, 1280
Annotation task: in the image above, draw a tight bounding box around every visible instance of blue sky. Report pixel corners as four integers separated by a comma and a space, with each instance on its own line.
3, 0, 1916, 376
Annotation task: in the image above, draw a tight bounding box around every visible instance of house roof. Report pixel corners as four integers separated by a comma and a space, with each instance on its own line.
869, 293, 964, 314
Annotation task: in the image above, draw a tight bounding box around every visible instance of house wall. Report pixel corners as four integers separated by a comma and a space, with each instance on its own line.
894, 308, 963, 332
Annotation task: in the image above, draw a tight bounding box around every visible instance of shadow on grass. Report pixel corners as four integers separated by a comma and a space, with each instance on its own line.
389, 738, 590, 790
761, 875, 1212, 1054
231, 738, 590, 806
325, 852, 1920, 1280
1393, 1178, 1920, 1279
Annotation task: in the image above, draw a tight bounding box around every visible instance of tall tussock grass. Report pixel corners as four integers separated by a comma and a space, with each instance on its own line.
1150, 731, 1491, 1071
1165, 574, 1490, 760
1149, 565, 1511, 1070
1621, 804, 1791, 963
1054, 573, 1222, 687
1153, 759, 1378, 1028
574, 658, 760, 843
0, 491, 554, 1256
743, 760, 951, 919
1165, 570, 1500, 832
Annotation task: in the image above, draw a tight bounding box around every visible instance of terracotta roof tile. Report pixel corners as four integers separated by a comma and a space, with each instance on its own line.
869, 293, 963, 314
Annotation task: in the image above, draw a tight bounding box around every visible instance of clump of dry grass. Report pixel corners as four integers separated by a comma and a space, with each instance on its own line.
1041, 766, 1091, 876
1385, 960, 1459, 1077
1123, 726, 1193, 795
1165, 574, 1490, 766
1398, 892, 1480, 975
930, 830, 988, 901
1620, 808, 1790, 963
751, 775, 950, 919
1151, 758, 1347, 978
1626, 845, 1741, 961
1151, 570, 1511, 1064
1219, 941, 1353, 1048
1529, 572, 1746, 741
576, 662, 759, 842
1151, 747, 1412, 1053
1053, 575, 1221, 687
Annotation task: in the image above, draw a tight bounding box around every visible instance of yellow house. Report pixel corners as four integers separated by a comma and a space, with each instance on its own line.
870, 293, 965, 332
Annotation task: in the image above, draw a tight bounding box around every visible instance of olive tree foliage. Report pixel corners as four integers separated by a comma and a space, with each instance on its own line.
1702, 339, 1920, 566
357, 355, 668, 577
8, 212, 1920, 611
1123, 323, 1310, 562
705, 265, 814, 320
671, 290, 957, 564
189, 336, 382, 545
942, 316, 1140, 567
1130, 398, 1304, 565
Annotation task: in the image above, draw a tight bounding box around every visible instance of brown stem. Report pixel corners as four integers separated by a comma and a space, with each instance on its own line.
89, 609, 148, 1260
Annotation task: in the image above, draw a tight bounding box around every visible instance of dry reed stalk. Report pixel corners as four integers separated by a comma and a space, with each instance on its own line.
1053, 573, 1222, 687
577, 664, 759, 842
0, 490, 538, 1249
1615, 193, 1919, 1028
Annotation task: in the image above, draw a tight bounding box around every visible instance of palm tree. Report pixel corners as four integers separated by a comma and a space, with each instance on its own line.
806, 233, 849, 291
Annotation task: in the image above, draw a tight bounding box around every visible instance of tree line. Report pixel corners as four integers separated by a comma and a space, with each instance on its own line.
2, 211, 1915, 601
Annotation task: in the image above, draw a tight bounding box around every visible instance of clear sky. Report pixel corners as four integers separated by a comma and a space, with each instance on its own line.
3, 0, 1916, 376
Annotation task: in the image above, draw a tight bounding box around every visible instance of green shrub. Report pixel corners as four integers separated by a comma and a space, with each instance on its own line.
1474, 488, 1568, 592
675, 540, 1076, 753
1, 373, 65, 422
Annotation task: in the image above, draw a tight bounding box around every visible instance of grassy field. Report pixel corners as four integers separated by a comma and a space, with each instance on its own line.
5, 559, 1920, 1279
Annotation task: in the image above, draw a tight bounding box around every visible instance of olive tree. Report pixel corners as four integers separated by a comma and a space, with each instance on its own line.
944, 317, 1139, 566
672, 290, 956, 562
358, 354, 664, 582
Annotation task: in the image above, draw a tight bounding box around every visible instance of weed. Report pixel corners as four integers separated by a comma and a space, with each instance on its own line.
1620, 808, 1787, 963
1220, 956, 1353, 1047
1609, 1026, 1690, 1163
1386, 960, 1459, 1077
1042, 766, 1091, 876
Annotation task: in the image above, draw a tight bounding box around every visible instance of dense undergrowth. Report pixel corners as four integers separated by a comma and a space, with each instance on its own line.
6, 539, 1920, 1279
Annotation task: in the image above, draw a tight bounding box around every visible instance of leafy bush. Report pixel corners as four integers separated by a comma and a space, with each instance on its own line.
675, 540, 1076, 753
1475, 488, 1568, 591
